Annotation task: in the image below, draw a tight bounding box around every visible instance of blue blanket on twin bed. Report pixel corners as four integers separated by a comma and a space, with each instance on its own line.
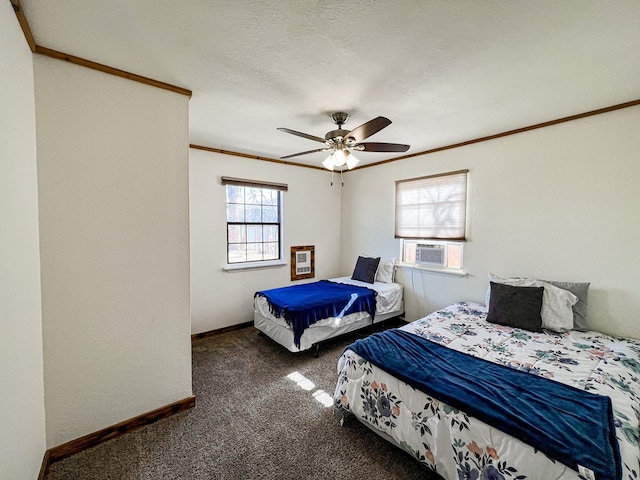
347, 329, 621, 480
255, 280, 377, 348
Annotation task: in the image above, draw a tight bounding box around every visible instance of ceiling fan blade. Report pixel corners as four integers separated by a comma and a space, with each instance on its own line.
280, 147, 330, 160
356, 142, 410, 153
277, 127, 326, 144
343, 116, 392, 143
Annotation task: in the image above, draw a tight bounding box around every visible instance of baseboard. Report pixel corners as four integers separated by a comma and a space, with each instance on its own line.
48, 395, 196, 463
38, 449, 50, 480
191, 320, 253, 341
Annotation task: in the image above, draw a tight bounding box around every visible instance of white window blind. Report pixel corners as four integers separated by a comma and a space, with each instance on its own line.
395, 169, 468, 240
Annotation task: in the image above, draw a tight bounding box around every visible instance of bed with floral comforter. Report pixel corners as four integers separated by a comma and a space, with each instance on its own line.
334, 302, 640, 480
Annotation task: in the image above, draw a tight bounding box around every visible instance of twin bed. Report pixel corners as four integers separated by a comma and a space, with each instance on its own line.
254, 267, 640, 479
254, 275, 403, 354
254, 255, 403, 355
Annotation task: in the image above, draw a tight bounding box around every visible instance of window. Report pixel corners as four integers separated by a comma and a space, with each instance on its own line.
395, 169, 468, 240
222, 177, 286, 265
395, 170, 468, 268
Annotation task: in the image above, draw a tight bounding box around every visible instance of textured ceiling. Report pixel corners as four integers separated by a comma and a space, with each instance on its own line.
19, 0, 640, 168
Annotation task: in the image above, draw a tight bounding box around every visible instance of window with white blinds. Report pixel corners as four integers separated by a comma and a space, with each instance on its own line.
395, 169, 468, 240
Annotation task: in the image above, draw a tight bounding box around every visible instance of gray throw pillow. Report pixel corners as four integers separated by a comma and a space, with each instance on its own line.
487, 282, 544, 333
543, 280, 590, 331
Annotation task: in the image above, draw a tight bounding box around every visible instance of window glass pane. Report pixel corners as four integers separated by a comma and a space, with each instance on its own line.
227, 203, 245, 222
262, 205, 278, 222
403, 242, 417, 263
263, 243, 279, 260
245, 187, 262, 205
228, 244, 247, 263
263, 225, 278, 242
226, 185, 244, 204
228, 225, 246, 243
447, 243, 463, 269
245, 205, 262, 222
262, 189, 278, 205
247, 225, 262, 243
246, 243, 263, 262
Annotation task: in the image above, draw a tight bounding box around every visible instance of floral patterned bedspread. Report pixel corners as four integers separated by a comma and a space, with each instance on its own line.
334, 302, 640, 480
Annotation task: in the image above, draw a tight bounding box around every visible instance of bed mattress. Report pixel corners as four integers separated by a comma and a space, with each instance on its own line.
334, 302, 640, 480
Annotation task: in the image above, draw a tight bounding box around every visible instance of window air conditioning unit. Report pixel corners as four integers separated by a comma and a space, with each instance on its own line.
415, 244, 446, 267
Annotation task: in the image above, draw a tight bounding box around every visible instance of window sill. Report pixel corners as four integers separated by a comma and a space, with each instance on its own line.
397, 263, 467, 278
223, 260, 287, 272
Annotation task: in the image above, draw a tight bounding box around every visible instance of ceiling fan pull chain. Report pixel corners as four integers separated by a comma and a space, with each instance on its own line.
341, 169, 344, 187
330, 169, 334, 187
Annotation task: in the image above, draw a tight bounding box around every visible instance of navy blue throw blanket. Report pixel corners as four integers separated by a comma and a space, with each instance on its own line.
347, 329, 621, 480
255, 280, 376, 348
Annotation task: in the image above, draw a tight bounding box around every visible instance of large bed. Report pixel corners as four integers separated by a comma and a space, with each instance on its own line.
334, 281, 640, 480
254, 275, 403, 354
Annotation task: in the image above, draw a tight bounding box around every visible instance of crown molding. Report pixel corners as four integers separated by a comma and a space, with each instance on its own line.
10, 0, 35, 51
355, 98, 640, 170
11, 0, 191, 97
189, 144, 326, 171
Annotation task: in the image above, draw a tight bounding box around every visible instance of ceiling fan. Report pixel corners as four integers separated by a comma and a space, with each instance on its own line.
278, 112, 410, 171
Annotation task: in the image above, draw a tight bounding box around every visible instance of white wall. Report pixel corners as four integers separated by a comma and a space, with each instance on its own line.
0, 3, 47, 478
34, 56, 192, 447
190, 149, 342, 334
341, 106, 640, 339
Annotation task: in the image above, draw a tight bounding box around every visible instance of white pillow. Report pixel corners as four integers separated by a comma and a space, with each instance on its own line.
375, 257, 396, 283
486, 273, 578, 332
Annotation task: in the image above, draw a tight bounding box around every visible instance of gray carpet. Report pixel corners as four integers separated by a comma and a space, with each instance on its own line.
48, 321, 444, 479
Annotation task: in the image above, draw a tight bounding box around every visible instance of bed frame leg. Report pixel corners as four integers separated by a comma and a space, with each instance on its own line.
314, 344, 320, 358
337, 410, 352, 427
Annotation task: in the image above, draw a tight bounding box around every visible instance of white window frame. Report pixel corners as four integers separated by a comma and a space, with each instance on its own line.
222, 177, 287, 271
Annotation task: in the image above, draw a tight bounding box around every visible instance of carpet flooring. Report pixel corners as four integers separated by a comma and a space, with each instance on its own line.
47, 321, 444, 479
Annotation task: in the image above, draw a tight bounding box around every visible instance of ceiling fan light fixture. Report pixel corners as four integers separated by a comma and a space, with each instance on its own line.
332, 149, 347, 167
322, 155, 335, 171
345, 151, 359, 170
322, 149, 359, 171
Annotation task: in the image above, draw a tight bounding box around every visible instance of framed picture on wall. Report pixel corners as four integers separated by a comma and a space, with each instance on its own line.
291, 245, 315, 281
